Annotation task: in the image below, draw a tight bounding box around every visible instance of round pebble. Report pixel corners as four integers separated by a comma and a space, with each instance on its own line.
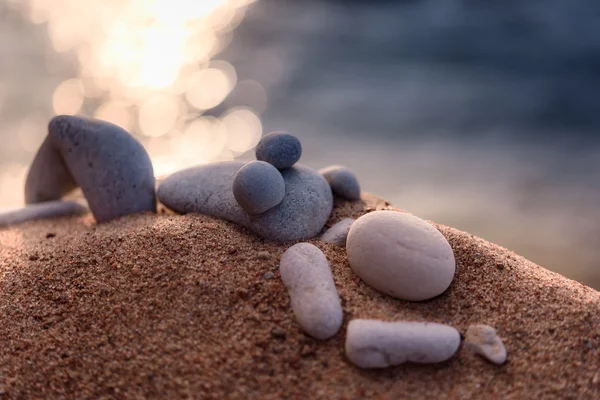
464, 324, 507, 365
233, 161, 285, 214
255, 132, 302, 170
279, 243, 343, 340
346, 210, 455, 301
321, 218, 355, 247
345, 320, 461, 368
25, 115, 156, 223
319, 165, 361, 200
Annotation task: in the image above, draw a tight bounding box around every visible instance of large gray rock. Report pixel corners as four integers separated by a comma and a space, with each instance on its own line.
0, 200, 88, 227
158, 161, 333, 241
25, 115, 156, 223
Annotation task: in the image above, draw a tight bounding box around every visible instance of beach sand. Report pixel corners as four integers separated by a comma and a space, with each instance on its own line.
0, 194, 598, 399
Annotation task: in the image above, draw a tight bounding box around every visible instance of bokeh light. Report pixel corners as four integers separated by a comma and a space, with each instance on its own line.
3, 0, 265, 207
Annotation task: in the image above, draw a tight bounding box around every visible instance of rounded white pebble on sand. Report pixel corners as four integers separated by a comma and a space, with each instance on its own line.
346, 210, 455, 301
345, 320, 461, 368
321, 218, 355, 247
279, 243, 343, 340
464, 324, 507, 365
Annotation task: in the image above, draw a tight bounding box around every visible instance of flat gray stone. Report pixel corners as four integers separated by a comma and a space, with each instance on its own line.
319, 165, 361, 200
158, 161, 333, 242
0, 200, 88, 227
233, 161, 285, 214
255, 132, 302, 170
25, 115, 156, 223
321, 218, 355, 247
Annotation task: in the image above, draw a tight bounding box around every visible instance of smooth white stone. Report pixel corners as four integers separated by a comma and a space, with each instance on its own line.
345, 319, 461, 368
280, 243, 343, 340
346, 210, 455, 301
464, 324, 507, 365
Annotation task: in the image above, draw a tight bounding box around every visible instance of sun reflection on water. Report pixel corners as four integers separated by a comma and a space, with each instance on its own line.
3, 0, 263, 204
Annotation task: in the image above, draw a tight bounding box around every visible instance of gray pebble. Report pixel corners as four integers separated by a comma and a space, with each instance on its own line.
319, 165, 361, 200
280, 243, 343, 340
255, 132, 302, 169
345, 320, 461, 368
233, 161, 285, 214
261, 271, 275, 280
25, 115, 156, 223
158, 161, 333, 242
0, 200, 88, 227
321, 218, 355, 247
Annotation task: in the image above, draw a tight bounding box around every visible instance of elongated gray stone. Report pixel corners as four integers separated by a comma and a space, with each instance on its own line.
158, 161, 333, 242
0, 200, 88, 227
280, 243, 342, 340
321, 218, 355, 247
345, 320, 461, 368
25, 115, 156, 223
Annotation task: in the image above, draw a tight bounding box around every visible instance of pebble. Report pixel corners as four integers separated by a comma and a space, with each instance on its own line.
255, 132, 302, 169
346, 210, 455, 301
464, 324, 507, 365
345, 320, 461, 368
261, 271, 275, 280
279, 243, 343, 340
319, 165, 361, 200
233, 161, 285, 214
321, 218, 355, 247
158, 161, 333, 242
257, 251, 271, 260
25, 115, 156, 223
0, 200, 88, 227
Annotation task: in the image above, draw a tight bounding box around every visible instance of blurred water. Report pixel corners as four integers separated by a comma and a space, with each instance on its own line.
1, 0, 599, 288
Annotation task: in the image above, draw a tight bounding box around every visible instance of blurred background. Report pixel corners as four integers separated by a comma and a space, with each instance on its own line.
0, 0, 599, 288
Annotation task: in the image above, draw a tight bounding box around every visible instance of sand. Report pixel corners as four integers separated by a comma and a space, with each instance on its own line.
0, 194, 598, 399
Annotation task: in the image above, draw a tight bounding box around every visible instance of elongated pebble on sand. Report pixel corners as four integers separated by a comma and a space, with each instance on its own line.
319, 165, 361, 200
346, 210, 455, 301
280, 243, 342, 340
25, 115, 156, 223
464, 324, 507, 365
255, 132, 302, 170
233, 161, 285, 214
345, 320, 461, 368
0, 200, 88, 227
321, 218, 355, 247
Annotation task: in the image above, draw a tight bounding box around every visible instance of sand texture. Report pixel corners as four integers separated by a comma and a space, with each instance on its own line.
0, 194, 598, 399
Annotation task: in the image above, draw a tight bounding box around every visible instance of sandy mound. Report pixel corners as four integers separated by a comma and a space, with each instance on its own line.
0, 195, 598, 399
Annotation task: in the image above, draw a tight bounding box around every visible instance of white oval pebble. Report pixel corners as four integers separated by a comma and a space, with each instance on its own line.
279, 243, 343, 340
346, 210, 455, 301
464, 324, 507, 365
321, 218, 355, 247
345, 320, 461, 368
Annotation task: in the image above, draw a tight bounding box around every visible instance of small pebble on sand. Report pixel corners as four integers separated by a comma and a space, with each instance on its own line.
321, 218, 355, 247
319, 165, 361, 201
255, 132, 302, 170
280, 243, 342, 340
346, 210, 455, 301
233, 161, 285, 214
0, 200, 88, 227
464, 324, 507, 365
345, 320, 461, 368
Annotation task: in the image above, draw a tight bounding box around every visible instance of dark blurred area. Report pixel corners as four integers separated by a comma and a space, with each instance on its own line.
1, 0, 599, 288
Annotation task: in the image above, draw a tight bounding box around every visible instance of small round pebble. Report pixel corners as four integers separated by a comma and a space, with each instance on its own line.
321, 218, 355, 247
346, 210, 455, 301
280, 243, 342, 340
233, 161, 285, 214
255, 132, 302, 169
319, 165, 361, 200
345, 320, 461, 368
464, 324, 507, 365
